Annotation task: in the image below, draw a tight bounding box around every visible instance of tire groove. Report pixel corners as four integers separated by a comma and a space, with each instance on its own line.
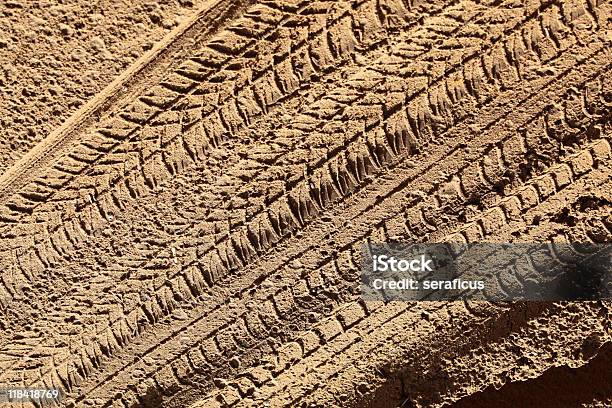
2, 16, 604, 386
5, 0, 572, 278
70, 59, 611, 405
3, 1, 609, 402
0, 0, 552, 322
0, 0, 512, 238
0, 0, 438, 222
229, 177, 612, 408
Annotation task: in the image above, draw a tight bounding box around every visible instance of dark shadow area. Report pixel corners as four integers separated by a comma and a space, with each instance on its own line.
354, 302, 553, 408
450, 342, 612, 408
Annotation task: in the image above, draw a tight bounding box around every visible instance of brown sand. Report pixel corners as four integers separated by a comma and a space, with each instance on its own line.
451, 343, 612, 408
0, 0, 202, 174
0, 0, 610, 407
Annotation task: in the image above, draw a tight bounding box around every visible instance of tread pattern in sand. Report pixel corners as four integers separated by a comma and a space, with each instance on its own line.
0, 0, 609, 407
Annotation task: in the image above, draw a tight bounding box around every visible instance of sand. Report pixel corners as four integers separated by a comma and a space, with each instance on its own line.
0, 0, 610, 407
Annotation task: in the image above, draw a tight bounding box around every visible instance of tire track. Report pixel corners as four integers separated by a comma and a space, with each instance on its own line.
0, 0, 445, 225
188, 133, 611, 407
63, 44, 612, 408
0, 0, 608, 405
1, 59, 608, 400
229, 168, 612, 407
0, 0, 598, 317
0, 0, 574, 359
0, 0, 459, 365
7, 8, 608, 388
1, 0, 580, 249
281, 211, 612, 408
190, 169, 612, 407
0, 0, 520, 278
0, 0, 255, 202
0, 0, 464, 316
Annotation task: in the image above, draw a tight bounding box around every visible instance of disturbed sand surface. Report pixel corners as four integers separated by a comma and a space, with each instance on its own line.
0, 0, 610, 407
0, 0, 202, 173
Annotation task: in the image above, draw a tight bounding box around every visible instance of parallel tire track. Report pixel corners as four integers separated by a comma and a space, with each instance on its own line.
192, 146, 612, 407
76, 37, 612, 408
0, 0, 609, 407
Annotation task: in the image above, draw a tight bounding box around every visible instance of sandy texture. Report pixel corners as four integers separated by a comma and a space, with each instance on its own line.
452, 342, 612, 408
0, 0, 610, 407
0, 0, 201, 173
